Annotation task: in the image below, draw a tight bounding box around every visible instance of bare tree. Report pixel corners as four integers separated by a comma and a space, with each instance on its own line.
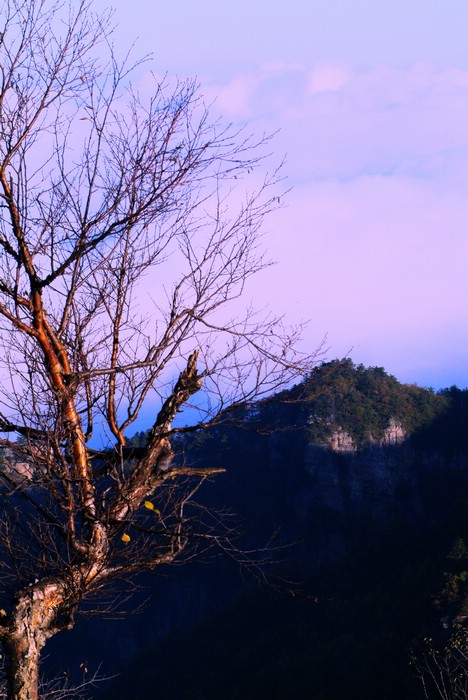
0, 659, 109, 700
0, 1, 320, 698
413, 625, 468, 700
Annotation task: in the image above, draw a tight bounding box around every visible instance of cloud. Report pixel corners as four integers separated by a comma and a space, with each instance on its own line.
203, 61, 468, 181
201, 61, 309, 119
308, 63, 350, 95
182, 62, 468, 387
255, 171, 468, 385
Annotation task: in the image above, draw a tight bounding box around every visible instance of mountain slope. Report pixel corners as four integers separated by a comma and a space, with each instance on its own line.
48, 360, 468, 699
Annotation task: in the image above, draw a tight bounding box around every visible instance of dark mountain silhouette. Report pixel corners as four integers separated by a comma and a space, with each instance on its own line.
42, 360, 468, 699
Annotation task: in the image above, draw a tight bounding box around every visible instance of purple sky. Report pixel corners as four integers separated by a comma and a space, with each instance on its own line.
96, 0, 468, 389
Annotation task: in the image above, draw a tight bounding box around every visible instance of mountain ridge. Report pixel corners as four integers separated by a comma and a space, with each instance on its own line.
44, 359, 468, 699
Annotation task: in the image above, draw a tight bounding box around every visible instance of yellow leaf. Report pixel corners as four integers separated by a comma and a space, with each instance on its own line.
121, 533, 131, 543
154, 508, 161, 516
144, 501, 154, 510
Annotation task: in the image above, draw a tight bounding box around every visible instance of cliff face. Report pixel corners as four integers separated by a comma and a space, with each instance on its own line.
302, 421, 413, 519
248, 414, 468, 570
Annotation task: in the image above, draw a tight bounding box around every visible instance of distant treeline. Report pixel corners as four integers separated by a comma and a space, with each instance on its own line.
128, 358, 468, 449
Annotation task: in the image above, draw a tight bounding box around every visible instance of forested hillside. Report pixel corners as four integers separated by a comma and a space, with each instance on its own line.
47, 360, 468, 700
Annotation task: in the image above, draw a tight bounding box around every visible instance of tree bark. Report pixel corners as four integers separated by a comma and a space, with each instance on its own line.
2, 583, 66, 700
4, 635, 42, 700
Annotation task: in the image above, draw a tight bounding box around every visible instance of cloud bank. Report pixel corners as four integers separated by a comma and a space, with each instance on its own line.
201, 62, 468, 387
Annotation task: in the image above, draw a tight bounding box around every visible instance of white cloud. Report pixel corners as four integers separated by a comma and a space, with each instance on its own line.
194, 62, 468, 387
203, 62, 468, 181
247, 162, 468, 380
307, 63, 350, 95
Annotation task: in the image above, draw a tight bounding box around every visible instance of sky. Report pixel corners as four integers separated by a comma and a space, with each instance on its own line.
95, 0, 468, 390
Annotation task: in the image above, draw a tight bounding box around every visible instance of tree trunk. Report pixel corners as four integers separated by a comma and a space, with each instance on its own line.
4, 634, 42, 700
2, 583, 65, 700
